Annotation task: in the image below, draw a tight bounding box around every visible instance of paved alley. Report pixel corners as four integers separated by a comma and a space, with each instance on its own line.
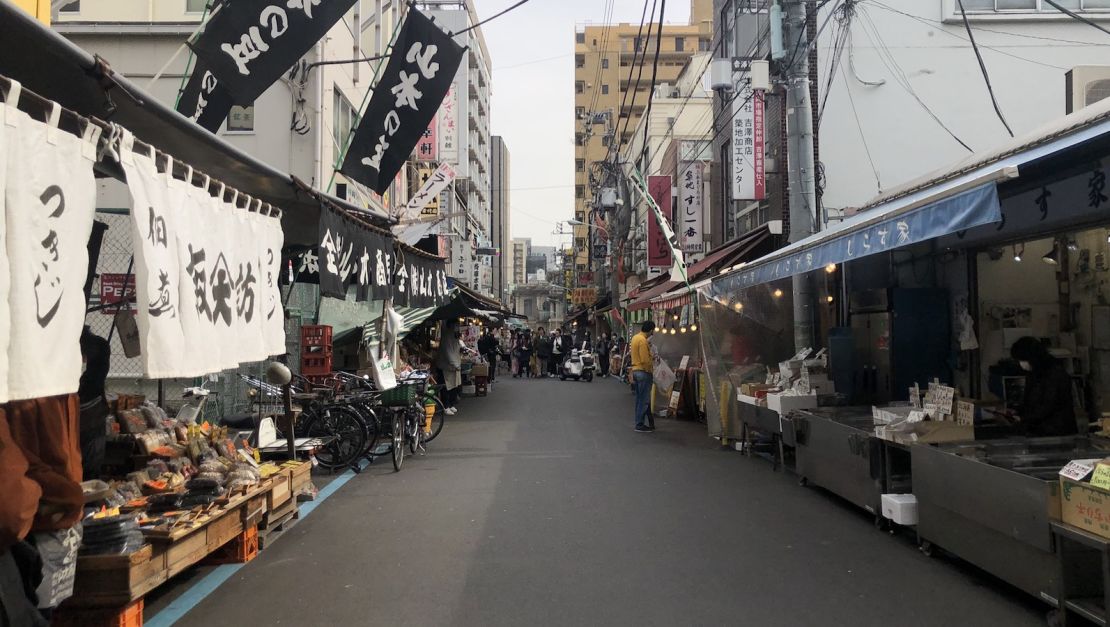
162, 377, 1044, 627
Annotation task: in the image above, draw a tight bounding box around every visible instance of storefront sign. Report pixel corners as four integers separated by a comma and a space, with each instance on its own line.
402, 162, 456, 222
190, 0, 360, 103
572, 287, 597, 305
414, 114, 438, 161
340, 10, 465, 193
731, 60, 765, 201
176, 58, 235, 133
713, 183, 1002, 292
318, 207, 448, 308
438, 84, 458, 165
647, 175, 673, 268
98, 274, 137, 315
679, 161, 704, 253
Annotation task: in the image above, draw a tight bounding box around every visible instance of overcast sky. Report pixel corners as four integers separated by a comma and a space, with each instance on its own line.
475, 0, 692, 246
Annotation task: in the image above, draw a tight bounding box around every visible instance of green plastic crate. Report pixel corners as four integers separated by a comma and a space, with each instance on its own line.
380, 383, 419, 407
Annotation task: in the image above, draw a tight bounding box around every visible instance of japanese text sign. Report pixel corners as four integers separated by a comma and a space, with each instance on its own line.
679, 161, 704, 253
647, 175, 673, 269
731, 61, 765, 201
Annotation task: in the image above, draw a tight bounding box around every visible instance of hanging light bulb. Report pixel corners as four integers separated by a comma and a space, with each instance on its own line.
733, 302, 743, 311
1067, 238, 1079, 251
826, 295, 834, 303
670, 327, 677, 335
672, 313, 679, 321
680, 326, 687, 333
825, 263, 837, 273
690, 323, 698, 331
773, 288, 784, 298
1042, 242, 1061, 266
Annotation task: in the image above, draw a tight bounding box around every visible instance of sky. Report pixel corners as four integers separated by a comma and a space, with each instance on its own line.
475, 0, 693, 246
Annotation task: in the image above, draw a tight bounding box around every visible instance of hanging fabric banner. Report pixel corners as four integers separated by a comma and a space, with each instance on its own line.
119, 138, 187, 378
647, 175, 673, 268
0, 96, 11, 402
176, 178, 222, 375
4, 96, 99, 401
340, 9, 465, 194
189, 0, 359, 104
400, 161, 456, 222
176, 58, 235, 133
317, 207, 448, 307
258, 213, 287, 357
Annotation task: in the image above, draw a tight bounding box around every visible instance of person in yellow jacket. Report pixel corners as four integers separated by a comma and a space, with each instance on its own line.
630, 321, 656, 432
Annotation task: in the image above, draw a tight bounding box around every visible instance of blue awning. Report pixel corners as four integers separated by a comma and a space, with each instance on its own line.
711, 182, 1002, 292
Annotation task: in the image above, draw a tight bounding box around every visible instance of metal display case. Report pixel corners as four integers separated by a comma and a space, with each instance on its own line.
793, 408, 911, 518
912, 436, 1110, 604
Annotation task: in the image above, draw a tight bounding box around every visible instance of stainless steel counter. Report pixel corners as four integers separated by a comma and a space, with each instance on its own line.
912, 436, 1110, 604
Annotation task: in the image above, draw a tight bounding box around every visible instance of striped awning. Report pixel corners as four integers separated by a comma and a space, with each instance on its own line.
361, 305, 438, 347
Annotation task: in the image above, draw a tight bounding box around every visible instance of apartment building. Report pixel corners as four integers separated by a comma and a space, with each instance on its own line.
491, 135, 511, 304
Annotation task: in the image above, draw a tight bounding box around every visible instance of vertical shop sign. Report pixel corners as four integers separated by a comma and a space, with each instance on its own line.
647, 175, 673, 268
414, 114, 439, 161
679, 161, 704, 253
731, 60, 765, 201
438, 84, 458, 165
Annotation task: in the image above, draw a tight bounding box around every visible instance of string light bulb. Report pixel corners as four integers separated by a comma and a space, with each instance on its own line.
670, 327, 677, 335
690, 323, 698, 331
826, 295, 834, 303
733, 302, 743, 311
825, 263, 837, 273
773, 288, 784, 298
680, 326, 687, 333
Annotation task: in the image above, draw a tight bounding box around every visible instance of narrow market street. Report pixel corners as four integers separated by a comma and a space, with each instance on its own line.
156, 377, 1044, 627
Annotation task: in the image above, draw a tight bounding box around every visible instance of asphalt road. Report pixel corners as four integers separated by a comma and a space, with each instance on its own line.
169, 376, 1045, 627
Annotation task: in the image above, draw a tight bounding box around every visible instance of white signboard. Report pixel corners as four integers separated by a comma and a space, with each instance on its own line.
731, 61, 765, 201
678, 161, 704, 253
401, 161, 456, 222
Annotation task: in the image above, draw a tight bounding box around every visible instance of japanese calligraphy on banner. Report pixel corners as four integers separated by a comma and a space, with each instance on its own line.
341, 10, 465, 193
190, 0, 360, 104
647, 175, 673, 268
679, 162, 704, 253
318, 207, 448, 308
176, 58, 235, 133
119, 132, 286, 377
415, 114, 439, 161
2, 94, 100, 402
731, 62, 765, 201
438, 84, 458, 165
402, 162, 456, 222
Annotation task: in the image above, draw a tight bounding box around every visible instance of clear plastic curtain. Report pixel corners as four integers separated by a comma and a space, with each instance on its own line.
697, 278, 796, 438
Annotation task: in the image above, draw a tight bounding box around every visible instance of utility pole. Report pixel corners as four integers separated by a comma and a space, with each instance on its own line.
779, 0, 817, 351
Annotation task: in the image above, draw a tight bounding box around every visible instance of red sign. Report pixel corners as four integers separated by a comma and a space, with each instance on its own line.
647, 175, 673, 268
753, 90, 766, 200
578, 272, 594, 285
98, 273, 136, 315
414, 115, 438, 161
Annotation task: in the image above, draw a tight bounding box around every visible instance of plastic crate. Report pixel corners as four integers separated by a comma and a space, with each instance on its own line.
206, 525, 259, 564
301, 325, 333, 347
54, 599, 143, 627
380, 383, 420, 407
301, 355, 333, 376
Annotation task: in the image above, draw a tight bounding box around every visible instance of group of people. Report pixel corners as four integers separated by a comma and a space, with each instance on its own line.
494, 327, 617, 379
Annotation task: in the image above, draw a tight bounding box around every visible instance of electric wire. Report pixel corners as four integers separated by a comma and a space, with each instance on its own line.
641, 0, 667, 167
612, 0, 660, 163
955, 0, 1014, 137
606, 0, 653, 163
839, 60, 881, 194
867, 0, 1108, 47
1041, 0, 1110, 38
452, 0, 537, 36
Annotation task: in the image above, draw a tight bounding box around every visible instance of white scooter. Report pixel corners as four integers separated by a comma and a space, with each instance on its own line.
561, 349, 596, 382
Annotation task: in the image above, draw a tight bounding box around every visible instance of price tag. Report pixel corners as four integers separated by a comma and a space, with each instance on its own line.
1060, 459, 1101, 482
1090, 463, 1110, 490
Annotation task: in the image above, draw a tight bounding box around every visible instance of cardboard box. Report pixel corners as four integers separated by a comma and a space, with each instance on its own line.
737, 393, 766, 408
740, 383, 776, 396
767, 392, 817, 415
881, 494, 918, 525
470, 364, 489, 378
1060, 477, 1110, 539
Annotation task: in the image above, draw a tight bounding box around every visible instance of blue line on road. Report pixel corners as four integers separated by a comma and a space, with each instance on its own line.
145, 458, 372, 627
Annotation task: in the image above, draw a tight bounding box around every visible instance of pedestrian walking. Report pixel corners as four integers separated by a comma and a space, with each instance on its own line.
630, 321, 655, 432
534, 327, 552, 378
478, 329, 499, 383
511, 332, 525, 378
597, 332, 611, 378
521, 330, 534, 378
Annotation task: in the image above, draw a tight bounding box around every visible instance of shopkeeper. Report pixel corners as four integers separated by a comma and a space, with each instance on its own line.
1010, 336, 1078, 437
79, 326, 111, 479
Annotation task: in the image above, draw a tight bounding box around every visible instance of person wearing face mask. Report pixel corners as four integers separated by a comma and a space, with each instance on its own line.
1009, 336, 1077, 437
435, 323, 463, 415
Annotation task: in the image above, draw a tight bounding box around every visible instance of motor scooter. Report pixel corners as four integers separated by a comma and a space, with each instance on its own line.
560, 349, 596, 382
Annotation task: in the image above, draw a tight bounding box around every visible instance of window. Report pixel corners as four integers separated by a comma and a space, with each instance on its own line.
962, 0, 1110, 10
601, 58, 609, 69
575, 159, 585, 172
675, 37, 685, 52
575, 106, 585, 118
575, 133, 585, 146
699, 38, 711, 52
575, 54, 585, 69
576, 32, 585, 44
186, 0, 207, 12
59, 0, 79, 12
575, 185, 585, 199
226, 105, 254, 132
601, 135, 611, 147
333, 88, 358, 163
601, 84, 609, 95
575, 81, 585, 94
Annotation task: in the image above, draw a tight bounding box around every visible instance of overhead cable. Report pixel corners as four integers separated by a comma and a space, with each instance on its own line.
955, 0, 1014, 137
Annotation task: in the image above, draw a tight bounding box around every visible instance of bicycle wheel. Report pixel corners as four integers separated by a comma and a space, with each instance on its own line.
302, 405, 367, 471
407, 411, 420, 456
391, 410, 404, 471
349, 401, 382, 455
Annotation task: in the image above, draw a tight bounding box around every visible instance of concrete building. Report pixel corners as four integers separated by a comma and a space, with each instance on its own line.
421, 0, 493, 297
490, 135, 511, 305
511, 237, 531, 287
572, 0, 713, 275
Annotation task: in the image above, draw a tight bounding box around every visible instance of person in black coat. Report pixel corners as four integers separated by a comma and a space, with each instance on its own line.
477, 330, 499, 382
1010, 336, 1078, 437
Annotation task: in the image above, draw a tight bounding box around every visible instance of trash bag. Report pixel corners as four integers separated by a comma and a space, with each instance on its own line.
654, 359, 676, 392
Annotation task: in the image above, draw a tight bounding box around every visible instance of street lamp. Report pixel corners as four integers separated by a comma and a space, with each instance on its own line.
564, 218, 609, 238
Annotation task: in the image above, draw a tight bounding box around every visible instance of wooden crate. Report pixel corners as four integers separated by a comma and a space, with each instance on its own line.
267, 472, 292, 510
289, 461, 313, 494
66, 546, 165, 608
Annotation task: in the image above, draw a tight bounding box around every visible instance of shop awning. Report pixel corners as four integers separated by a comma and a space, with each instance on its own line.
0, 3, 391, 247
712, 95, 1110, 293
649, 227, 775, 310
360, 305, 439, 347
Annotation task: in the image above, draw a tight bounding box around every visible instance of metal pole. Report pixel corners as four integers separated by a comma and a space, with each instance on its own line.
782, 0, 817, 351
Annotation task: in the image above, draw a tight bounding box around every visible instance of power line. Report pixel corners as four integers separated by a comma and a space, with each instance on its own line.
838, 60, 881, 194
955, 0, 1014, 137
611, 0, 659, 163
641, 0, 667, 167
494, 53, 573, 71
867, 0, 1107, 47
1041, 0, 1110, 38
453, 0, 537, 36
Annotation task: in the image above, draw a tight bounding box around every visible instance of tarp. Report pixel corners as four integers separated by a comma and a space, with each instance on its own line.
360, 305, 438, 347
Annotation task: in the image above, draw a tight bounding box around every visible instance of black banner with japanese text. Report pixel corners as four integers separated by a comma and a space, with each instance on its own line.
176, 58, 235, 133
316, 207, 447, 307
340, 10, 464, 194
189, 0, 359, 104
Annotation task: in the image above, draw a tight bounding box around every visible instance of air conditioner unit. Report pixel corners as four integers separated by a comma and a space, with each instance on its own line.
1066, 66, 1110, 114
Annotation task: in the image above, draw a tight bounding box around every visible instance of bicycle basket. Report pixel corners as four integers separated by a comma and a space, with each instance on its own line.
379, 383, 419, 407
